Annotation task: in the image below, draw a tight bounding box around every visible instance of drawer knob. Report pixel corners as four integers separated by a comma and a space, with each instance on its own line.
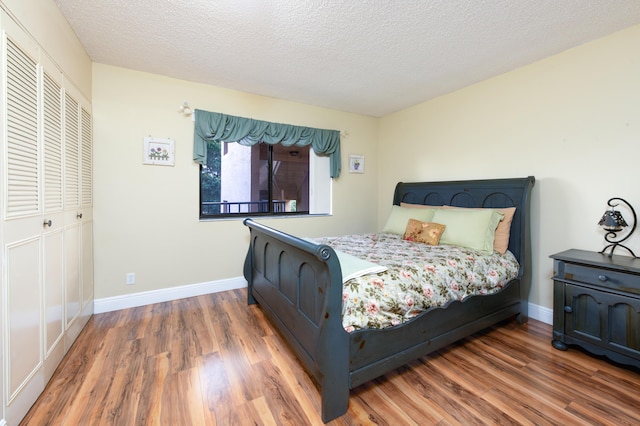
564, 306, 573, 313
598, 275, 608, 282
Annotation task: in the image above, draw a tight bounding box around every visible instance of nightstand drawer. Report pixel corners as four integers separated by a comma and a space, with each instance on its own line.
563, 263, 640, 295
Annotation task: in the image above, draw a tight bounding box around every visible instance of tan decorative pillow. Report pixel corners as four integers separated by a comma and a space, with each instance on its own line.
403, 219, 446, 245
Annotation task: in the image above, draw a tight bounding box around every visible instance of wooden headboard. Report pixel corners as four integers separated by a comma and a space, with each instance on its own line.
392, 176, 535, 270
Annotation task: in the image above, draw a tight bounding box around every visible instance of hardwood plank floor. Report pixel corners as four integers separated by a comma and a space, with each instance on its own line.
21, 289, 640, 425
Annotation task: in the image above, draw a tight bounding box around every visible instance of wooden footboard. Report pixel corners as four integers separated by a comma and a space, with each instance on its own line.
243, 219, 350, 421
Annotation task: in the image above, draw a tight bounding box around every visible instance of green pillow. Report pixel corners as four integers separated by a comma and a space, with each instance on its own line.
382, 205, 437, 235
431, 208, 504, 254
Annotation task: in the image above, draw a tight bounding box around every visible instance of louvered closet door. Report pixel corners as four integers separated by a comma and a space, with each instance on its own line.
80, 107, 94, 309
2, 17, 94, 425
63, 93, 82, 330
62, 92, 94, 345
42, 71, 65, 359
2, 35, 45, 422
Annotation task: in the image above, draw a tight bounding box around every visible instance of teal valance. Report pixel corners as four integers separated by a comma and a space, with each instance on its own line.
193, 109, 341, 178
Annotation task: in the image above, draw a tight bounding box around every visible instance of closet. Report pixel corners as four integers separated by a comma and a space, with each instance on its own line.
1, 14, 94, 424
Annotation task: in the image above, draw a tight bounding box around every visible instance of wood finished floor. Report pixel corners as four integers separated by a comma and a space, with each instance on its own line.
21, 288, 640, 425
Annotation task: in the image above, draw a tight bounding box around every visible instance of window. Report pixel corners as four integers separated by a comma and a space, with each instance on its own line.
200, 141, 331, 218
194, 109, 339, 218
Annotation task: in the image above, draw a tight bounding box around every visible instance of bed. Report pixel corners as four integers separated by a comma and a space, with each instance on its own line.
243, 176, 535, 422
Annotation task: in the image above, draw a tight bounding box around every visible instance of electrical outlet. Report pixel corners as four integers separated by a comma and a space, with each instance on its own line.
126, 273, 135, 285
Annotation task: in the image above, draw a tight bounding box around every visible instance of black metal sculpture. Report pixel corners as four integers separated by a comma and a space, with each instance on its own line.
598, 197, 637, 258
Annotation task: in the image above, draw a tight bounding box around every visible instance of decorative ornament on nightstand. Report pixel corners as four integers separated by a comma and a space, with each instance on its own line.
598, 197, 638, 258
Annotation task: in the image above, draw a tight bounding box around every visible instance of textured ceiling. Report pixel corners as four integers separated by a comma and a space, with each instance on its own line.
54, 0, 640, 117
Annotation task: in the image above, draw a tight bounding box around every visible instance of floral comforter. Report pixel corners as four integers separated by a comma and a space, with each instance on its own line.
313, 233, 520, 331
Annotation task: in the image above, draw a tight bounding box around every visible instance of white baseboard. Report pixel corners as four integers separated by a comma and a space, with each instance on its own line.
94, 277, 554, 325
93, 277, 247, 314
528, 302, 553, 325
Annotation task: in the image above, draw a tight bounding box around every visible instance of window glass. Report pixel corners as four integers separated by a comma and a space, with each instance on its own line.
200, 142, 329, 218
271, 143, 309, 213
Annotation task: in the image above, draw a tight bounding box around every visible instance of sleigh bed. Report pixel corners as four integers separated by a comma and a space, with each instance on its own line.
243, 176, 535, 422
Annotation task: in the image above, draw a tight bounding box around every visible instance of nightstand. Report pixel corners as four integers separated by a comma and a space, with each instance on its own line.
550, 249, 640, 368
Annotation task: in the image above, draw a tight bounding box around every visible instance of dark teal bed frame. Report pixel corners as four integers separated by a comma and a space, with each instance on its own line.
243, 176, 535, 422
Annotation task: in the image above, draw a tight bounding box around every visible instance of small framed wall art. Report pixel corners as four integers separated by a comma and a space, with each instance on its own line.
349, 155, 365, 173
143, 137, 175, 166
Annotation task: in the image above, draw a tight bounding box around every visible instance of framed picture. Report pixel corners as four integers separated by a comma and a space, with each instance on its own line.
349, 155, 365, 173
143, 137, 175, 166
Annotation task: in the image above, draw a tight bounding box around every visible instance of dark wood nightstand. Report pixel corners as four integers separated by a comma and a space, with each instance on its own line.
550, 249, 640, 368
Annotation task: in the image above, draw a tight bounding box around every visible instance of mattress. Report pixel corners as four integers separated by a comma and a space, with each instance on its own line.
313, 233, 520, 331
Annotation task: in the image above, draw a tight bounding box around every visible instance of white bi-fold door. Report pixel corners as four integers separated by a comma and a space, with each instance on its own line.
1, 20, 93, 425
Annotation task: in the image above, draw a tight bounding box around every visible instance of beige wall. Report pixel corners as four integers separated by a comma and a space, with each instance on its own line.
379, 24, 640, 310
92, 64, 379, 299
